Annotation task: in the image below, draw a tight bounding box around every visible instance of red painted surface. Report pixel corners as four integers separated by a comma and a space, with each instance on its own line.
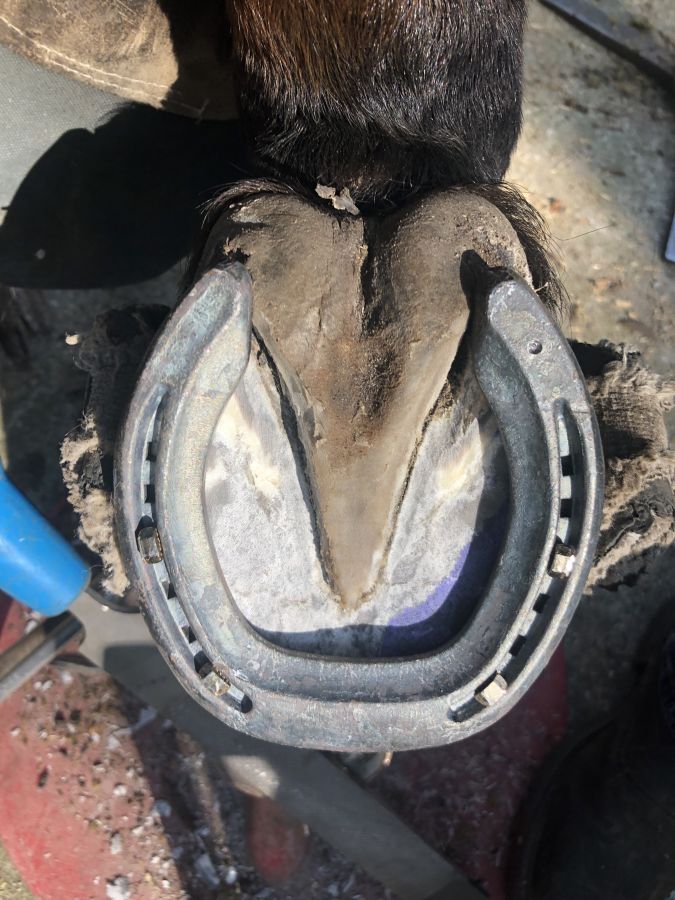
0, 596, 197, 899
0, 601, 113, 898
245, 797, 308, 885
1, 689, 121, 899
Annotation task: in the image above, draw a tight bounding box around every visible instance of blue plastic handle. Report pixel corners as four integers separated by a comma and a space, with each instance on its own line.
0, 467, 88, 615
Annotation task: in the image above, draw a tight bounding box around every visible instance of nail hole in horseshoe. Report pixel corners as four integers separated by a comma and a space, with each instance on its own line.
528, 339, 543, 355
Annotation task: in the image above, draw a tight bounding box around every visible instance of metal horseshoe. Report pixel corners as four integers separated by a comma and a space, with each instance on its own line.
115, 256, 604, 752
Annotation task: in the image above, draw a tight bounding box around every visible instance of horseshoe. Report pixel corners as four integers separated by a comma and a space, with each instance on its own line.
115, 254, 603, 752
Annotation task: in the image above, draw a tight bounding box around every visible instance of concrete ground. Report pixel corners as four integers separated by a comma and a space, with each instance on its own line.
512, 1, 675, 380
0, 843, 31, 900
0, 1, 673, 898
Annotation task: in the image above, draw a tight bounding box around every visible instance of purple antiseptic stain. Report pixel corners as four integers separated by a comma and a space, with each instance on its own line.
380, 504, 508, 656
388, 544, 471, 629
